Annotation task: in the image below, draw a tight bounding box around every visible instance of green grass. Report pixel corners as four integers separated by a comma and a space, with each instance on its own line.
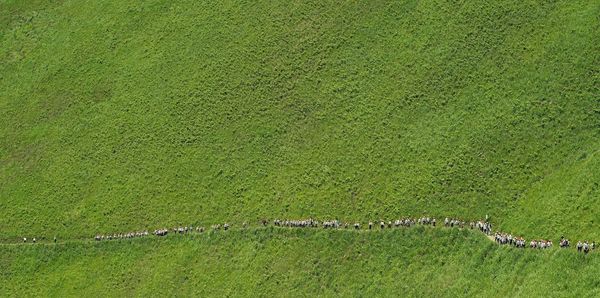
1, 0, 599, 295
1, 0, 598, 240
1, 228, 599, 297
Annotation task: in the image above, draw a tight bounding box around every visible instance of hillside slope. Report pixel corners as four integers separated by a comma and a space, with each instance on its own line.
1, 0, 599, 239
1, 228, 599, 297
1, 1, 600, 296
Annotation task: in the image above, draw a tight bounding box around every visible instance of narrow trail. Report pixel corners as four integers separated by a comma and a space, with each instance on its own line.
0, 225, 485, 247
0, 223, 593, 254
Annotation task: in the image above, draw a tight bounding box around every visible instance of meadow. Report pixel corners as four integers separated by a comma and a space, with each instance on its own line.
0, 0, 599, 295
1, 228, 599, 297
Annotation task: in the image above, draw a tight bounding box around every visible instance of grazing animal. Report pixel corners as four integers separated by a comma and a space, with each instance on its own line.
583, 242, 590, 254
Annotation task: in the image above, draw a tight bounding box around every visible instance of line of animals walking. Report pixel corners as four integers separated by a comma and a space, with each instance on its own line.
19, 216, 597, 254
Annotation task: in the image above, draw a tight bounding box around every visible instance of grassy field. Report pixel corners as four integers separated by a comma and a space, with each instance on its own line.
1, 228, 599, 297
1, 0, 598, 240
0, 0, 599, 295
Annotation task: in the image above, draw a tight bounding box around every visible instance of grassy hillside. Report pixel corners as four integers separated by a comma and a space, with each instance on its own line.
1, 0, 598, 240
0, 0, 599, 295
1, 228, 599, 297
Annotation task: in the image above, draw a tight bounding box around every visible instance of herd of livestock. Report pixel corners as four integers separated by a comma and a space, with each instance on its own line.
82, 216, 598, 254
